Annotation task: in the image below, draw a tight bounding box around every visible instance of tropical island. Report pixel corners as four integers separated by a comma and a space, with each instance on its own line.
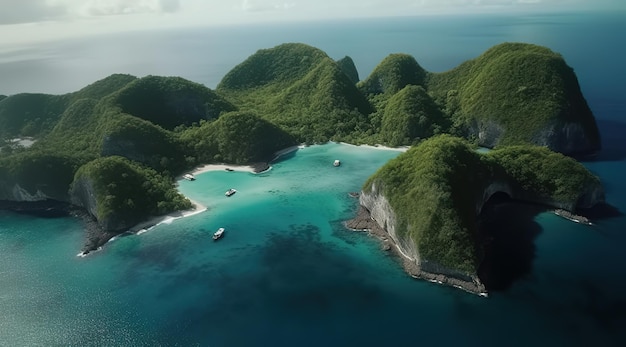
0, 42, 606, 293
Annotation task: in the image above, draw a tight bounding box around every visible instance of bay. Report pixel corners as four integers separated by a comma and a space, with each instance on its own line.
1, 11, 626, 346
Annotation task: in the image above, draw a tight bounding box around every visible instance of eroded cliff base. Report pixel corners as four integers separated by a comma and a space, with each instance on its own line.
70, 208, 119, 255
0, 199, 118, 255
345, 205, 487, 296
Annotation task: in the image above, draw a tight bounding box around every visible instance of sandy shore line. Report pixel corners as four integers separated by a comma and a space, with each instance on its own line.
131, 198, 207, 235
78, 197, 207, 257
272, 145, 302, 160
338, 142, 410, 152
187, 163, 256, 175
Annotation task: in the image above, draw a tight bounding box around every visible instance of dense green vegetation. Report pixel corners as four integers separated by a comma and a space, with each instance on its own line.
379, 85, 450, 146
71, 156, 191, 227
0, 42, 602, 239
0, 150, 82, 200
335, 56, 360, 84
0, 75, 243, 230
180, 111, 296, 164
487, 145, 600, 203
0, 93, 70, 138
70, 74, 137, 102
426, 43, 600, 148
364, 135, 601, 274
110, 75, 236, 130
358, 53, 427, 95
364, 135, 486, 272
217, 43, 374, 143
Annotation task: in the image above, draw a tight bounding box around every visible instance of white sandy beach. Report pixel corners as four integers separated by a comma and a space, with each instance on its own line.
338, 142, 410, 152
189, 163, 256, 175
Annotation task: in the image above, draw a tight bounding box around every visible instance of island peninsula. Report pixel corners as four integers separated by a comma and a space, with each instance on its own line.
0, 42, 606, 293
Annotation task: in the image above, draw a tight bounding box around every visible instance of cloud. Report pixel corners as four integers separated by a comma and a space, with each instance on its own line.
0, 0, 182, 25
0, 0, 67, 24
241, 0, 295, 12
66, 0, 181, 17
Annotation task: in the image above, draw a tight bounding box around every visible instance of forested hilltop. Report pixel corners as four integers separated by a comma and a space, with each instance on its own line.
0, 42, 602, 254
358, 135, 604, 293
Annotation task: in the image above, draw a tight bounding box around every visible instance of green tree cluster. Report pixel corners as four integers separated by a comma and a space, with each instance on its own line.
364, 135, 601, 274
217, 43, 373, 143
180, 111, 296, 164
71, 156, 191, 226
110, 75, 236, 130
0, 74, 237, 229
426, 42, 600, 148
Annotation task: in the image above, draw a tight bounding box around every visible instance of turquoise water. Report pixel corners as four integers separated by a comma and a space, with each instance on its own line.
2, 11, 626, 347
2, 143, 625, 346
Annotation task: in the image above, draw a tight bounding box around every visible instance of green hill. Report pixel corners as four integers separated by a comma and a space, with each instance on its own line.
70, 74, 137, 102
217, 43, 373, 143
359, 53, 427, 95
70, 156, 191, 230
0, 93, 70, 138
109, 75, 236, 130
426, 42, 600, 152
379, 85, 450, 146
180, 111, 297, 164
362, 135, 603, 275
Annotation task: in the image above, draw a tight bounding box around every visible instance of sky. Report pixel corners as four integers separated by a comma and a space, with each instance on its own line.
0, 0, 624, 45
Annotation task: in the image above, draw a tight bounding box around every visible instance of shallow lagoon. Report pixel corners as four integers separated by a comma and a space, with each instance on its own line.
1, 143, 625, 346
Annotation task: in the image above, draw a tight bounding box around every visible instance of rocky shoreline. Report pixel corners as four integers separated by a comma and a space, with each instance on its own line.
345, 205, 488, 296
553, 209, 592, 225
71, 208, 119, 255
0, 199, 117, 254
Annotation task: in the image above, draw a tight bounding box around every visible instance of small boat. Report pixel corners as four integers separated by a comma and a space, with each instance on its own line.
333, 159, 341, 167
225, 188, 237, 197
183, 173, 195, 181
225, 168, 234, 172
213, 227, 225, 240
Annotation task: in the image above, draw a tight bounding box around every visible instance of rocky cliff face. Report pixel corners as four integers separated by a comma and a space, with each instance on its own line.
468, 119, 600, 155
468, 119, 505, 149
69, 176, 139, 231
69, 176, 98, 219
359, 175, 604, 295
532, 121, 601, 155
359, 183, 484, 291
359, 183, 408, 256
477, 177, 605, 213
0, 182, 53, 202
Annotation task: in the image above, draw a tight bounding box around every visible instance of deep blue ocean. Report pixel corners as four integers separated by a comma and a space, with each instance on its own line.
1, 11, 625, 346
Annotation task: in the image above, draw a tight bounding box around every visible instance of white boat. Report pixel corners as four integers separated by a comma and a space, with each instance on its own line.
183, 173, 195, 181
225, 188, 237, 197
333, 159, 341, 167
213, 227, 225, 240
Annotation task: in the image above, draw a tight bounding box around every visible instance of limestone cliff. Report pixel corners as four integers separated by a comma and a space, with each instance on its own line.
357, 135, 605, 294
359, 183, 486, 294
0, 182, 52, 202
69, 176, 99, 221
